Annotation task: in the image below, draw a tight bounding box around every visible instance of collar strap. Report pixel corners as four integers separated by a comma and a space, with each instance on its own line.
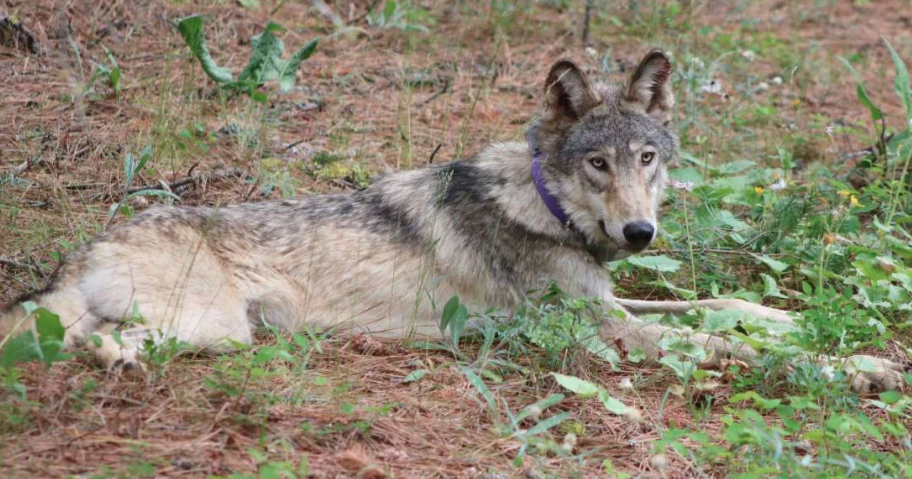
531, 152, 572, 229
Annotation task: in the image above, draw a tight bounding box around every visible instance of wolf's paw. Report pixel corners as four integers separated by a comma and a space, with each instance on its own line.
843, 355, 910, 393
107, 357, 146, 377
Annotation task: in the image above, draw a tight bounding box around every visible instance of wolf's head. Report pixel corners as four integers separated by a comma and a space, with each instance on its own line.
528, 50, 677, 259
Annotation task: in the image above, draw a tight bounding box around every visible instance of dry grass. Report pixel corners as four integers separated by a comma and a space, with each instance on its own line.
2, 0, 912, 477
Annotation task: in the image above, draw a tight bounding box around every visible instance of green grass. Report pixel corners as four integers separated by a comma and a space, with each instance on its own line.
1, 1, 911, 478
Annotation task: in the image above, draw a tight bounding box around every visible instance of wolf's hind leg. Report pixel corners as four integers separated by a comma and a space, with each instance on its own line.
88, 302, 254, 373
87, 326, 158, 372
0, 287, 105, 348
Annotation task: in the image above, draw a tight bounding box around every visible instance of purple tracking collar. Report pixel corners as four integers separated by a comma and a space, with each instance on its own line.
531, 152, 571, 228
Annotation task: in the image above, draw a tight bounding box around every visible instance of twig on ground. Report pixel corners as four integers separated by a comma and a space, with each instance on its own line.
0, 256, 43, 277
270, 0, 289, 15
91, 167, 246, 200
840, 147, 876, 161
582, 0, 593, 46
13, 155, 44, 175
427, 144, 443, 164
419, 79, 452, 106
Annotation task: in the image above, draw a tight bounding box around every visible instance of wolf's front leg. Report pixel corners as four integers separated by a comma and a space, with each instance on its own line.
613, 298, 794, 325
599, 308, 757, 368
600, 307, 909, 392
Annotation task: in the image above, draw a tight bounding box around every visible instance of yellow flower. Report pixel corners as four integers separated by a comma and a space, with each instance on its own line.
792, 99, 801, 106
755, 186, 764, 194
850, 195, 860, 207
823, 233, 836, 246
837, 190, 851, 198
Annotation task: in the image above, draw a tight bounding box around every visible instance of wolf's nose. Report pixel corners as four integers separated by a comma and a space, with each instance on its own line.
622, 221, 655, 249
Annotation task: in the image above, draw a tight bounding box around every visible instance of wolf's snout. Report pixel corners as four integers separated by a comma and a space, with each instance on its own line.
622, 221, 655, 249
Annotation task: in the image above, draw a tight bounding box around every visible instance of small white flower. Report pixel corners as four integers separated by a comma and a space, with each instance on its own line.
689, 57, 705, 69
585, 47, 598, 58
650, 453, 669, 472
528, 405, 542, 421
619, 377, 634, 390
756, 82, 769, 93
821, 365, 836, 381
741, 50, 757, 61
770, 178, 787, 191
671, 180, 694, 191
701, 79, 722, 94
679, 326, 693, 336
772, 76, 783, 86
622, 406, 643, 424
563, 432, 578, 447
825, 125, 835, 137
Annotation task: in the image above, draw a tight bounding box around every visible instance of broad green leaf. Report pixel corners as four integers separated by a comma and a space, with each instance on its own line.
753, 254, 789, 273
383, 0, 397, 22
659, 279, 697, 300
238, 23, 286, 84
659, 337, 707, 362
403, 369, 429, 383
883, 38, 912, 123
0, 306, 69, 368
439, 296, 467, 349
668, 166, 703, 185
515, 393, 565, 423
124, 151, 135, 186
597, 388, 629, 415
729, 331, 770, 350
718, 159, 756, 175
551, 373, 599, 398
0, 330, 40, 367
878, 390, 902, 405
702, 309, 742, 332
760, 273, 787, 299
730, 391, 781, 410
576, 331, 621, 369
627, 255, 682, 273
847, 355, 880, 373
35, 308, 68, 364
126, 189, 181, 202
855, 412, 884, 441
659, 356, 696, 382
838, 56, 883, 122
278, 38, 318, 93
176, 15, 234, 84
439, 295, 459, 333
522, 411, 571, 437
461, 366, 498, 414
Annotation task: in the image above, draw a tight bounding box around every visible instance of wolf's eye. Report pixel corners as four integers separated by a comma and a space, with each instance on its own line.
589, 157, 607, 170
641, 151, 656, 165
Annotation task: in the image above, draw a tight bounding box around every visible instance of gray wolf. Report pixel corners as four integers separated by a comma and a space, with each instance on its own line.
0, 50, 905, 392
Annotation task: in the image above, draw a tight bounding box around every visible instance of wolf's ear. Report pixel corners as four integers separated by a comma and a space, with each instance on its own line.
543, 60, 599, 123
625, 50, 674, 124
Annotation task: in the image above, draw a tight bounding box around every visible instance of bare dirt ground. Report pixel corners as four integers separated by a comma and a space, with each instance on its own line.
1, 0, 911, 477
